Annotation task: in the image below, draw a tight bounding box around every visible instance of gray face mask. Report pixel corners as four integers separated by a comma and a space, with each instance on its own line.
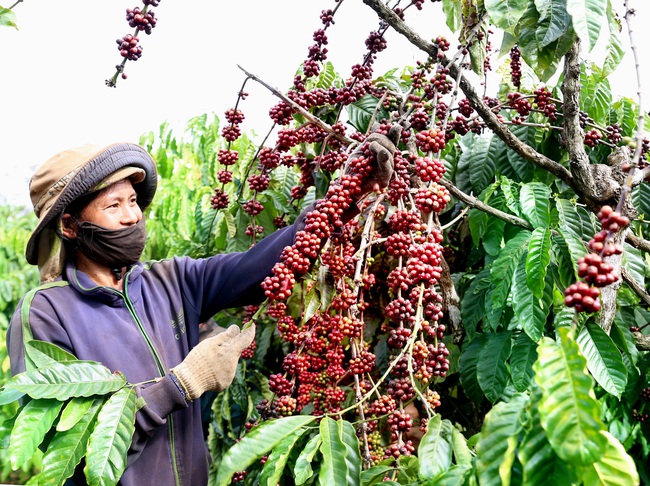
72, 217, 146, 271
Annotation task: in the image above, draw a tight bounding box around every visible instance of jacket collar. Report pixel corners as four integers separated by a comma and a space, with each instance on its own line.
63, 259, 144, 306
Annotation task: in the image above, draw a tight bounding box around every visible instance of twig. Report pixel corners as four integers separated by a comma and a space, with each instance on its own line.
237, 65, 353, 146
438, 179, 533, 230
625, 232, 650, 253
623, 2, 646, 169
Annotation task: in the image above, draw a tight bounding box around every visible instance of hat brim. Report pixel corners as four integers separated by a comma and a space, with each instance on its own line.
26, 143, 157, 265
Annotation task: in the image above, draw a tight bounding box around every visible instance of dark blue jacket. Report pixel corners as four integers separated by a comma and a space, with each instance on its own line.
7, 223, 299, 485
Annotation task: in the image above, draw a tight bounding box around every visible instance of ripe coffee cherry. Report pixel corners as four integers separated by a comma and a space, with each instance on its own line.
577, 253, 618, 287
564, 282, 601, 313
597, 205, 630, 232
269, 373, 293, 396
116, 34, 142, 61
280, 246, 311, 275
262, 263, 296, 301
224, 108, 245, 125
269, 102, 295, 125
217, 149, 238, 166
584, 129, 602, 148
248, 173, 271, 192
242, 200, 264, 216
210, 189, 229, 210
458, 98, 474, 117
385, 232, 411, 257
510, 45, 522, 87
349, 351, 376, 374
507, 92, 532, 117
386, 267, 411, 292
414, 185, 450, 213
126, 7, 157, 34
415, 128, 446, 153
217, 169, 233, 184
414, 156, 446, 182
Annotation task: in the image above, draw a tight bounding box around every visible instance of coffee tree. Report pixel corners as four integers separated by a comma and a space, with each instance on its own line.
2, 0, 650, 485
196, 1, 649, 484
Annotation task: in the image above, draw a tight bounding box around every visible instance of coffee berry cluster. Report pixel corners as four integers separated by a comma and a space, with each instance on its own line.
564, 205, 627, 312
106, 1, 162, 86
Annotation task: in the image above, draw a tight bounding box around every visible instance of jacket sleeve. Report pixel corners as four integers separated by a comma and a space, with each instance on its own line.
6, 294, 187, 462
178, 203, 315, 321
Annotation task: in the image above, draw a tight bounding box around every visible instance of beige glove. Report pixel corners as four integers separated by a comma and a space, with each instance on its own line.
353, 124, 402, 196
170, 324, 255, 400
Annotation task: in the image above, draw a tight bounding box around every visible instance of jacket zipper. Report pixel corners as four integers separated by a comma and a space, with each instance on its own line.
119, 276, 182, 486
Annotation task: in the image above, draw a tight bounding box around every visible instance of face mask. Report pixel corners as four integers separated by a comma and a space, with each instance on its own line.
73, 217, 146, 270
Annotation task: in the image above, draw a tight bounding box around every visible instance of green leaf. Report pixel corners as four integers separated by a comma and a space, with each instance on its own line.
475, 394, 529, 486
468, 208, 488, 248
601, 1, 625, 78
576, 321, 627, 398
583, 76, 612, 124
0, 386, 24, 405
519, 387, 575, 485
215, 415, 315, 486
361, 464, 394, 486
520, 182, 552, 227
347, 95, 390, 134
259, 428, 309, 486
39, 398, 104, 486
319, 417, 361, 486
526, 228, 552, 298
485, 0, 528, 33
483, 216, 506, 257
622, 243, 645, 287
512, 257, 553, 342
488, 230, 532, 328
566, 0, 607, 52
477, 331, 513, 403
451, 427, 473, 467
535, 0, 572, 48
459, 335, 488, 403
500, 178, 522, 216
0, 7, 17, 28
468, 133, 503, 195
10, 398, 64, 470
84, 387, 137, 486
468, 24, 488, 76
580, 431, 639, 485
534, 328, 608, 466
456, 133, 499, 195
294, 433, 322, 485
510, 333, 538, 392
460, 269, 489, 341
632, 176, 650, 218
554, 229, 588, 276
4, 361, 126, 400
505, 126, 536, 181
25, 340, 77, 369
58, 396, 95, 432
556, 198, 595, 240
418, 415, 453, 479
442, 0, 462, 32
303, 283, 321, 324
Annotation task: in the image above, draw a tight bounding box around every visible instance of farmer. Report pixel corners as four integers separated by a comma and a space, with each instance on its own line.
7, 128, 399, 485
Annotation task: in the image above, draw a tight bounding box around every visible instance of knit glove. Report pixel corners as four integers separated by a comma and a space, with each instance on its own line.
170, 324, 255, 400
350, 124, 402, 197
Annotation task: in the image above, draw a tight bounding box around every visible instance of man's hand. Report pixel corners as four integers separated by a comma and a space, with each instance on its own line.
170, 324, 255, 400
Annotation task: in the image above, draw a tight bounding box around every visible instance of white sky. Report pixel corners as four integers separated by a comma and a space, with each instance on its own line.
1, 1, 648, 208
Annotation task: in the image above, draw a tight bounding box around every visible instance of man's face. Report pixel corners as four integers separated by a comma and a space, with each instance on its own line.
78, 179, 142, 230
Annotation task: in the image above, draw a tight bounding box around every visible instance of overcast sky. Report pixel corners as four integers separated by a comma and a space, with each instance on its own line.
1, 1, 648, 208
